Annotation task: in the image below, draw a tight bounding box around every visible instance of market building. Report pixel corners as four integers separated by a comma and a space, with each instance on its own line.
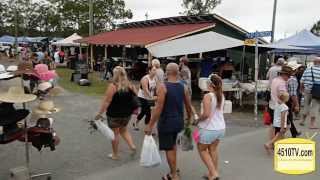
77, 14, 268, 81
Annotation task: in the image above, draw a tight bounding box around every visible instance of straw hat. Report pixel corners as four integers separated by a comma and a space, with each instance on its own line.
33, 100, 60, 115
0, 86, 37, 103
48, 87, 63, 96
279, 65, 293, 75
287, 61, 302, 71
38, 82, 53, 92
14, 62, 34, 75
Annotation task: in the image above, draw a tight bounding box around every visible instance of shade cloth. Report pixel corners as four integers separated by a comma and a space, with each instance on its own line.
147, 31, 244, 58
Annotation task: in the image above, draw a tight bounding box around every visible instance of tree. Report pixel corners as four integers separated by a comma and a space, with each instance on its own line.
311, 20, 320, 36
182, 0, 222, 15
50, 0, 133, 36
0, 0, 133, 37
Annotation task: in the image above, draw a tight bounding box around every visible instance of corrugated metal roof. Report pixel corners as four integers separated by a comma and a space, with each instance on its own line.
77, 23, 214, 46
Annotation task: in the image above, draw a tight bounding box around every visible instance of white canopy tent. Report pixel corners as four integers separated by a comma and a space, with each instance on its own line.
147, 31, 244, 58
52, 33, 85, 47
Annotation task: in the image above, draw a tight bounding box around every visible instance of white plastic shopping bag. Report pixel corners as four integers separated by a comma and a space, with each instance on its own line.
140, 135, 161, 167
95, 120, 115, 140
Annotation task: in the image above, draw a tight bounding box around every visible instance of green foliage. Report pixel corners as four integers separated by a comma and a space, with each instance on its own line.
181, 0, 222, 15
0, 0, 132, 37
311, 20, 320, 36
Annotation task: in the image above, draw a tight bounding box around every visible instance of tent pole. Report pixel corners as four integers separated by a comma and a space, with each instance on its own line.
254, 35, 259, 126
241, 45, 246, 82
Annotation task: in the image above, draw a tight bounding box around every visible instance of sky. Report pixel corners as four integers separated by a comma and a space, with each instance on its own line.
125, 0, 320, 42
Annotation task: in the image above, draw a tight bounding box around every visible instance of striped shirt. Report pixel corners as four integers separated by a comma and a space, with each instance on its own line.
301, 65, 320, 93
288, 76, 298, 97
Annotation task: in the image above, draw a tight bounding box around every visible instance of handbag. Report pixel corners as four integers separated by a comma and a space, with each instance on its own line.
263, 110, 272, 125
311, 67, 320, 99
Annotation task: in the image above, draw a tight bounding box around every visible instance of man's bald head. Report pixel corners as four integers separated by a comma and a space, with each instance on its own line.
166, 63, 179, 77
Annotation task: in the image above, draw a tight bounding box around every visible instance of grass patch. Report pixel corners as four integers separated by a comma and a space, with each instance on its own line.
56, 67, 107, 96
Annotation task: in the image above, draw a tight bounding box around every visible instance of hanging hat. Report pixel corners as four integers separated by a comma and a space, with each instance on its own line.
287, 61, 302, 71
0, 64, 14, 80
38, 82, 53, 92
0, 103, 30, 126
0, 86, 37, 103
279, 65, 293, 75
48, 87, 63, 96
14, 62, 34, 75
33, 64, 57, 81
6, 65, 18, 72
33, 100, 60, 115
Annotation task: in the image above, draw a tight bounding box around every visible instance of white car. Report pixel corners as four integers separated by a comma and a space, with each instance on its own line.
0, 43, 11, 52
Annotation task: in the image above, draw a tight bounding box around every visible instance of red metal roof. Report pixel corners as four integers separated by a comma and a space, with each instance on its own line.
78, 23, 214, 46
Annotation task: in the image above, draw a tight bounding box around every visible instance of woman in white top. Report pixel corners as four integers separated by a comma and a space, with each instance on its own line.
197, 74, 225, 180
133, 66, 157, 130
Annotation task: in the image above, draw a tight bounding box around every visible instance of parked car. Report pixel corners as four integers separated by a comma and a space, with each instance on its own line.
0, 43, 11, 52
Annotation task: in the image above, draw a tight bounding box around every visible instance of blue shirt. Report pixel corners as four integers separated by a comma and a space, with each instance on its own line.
158, 82, 185, 133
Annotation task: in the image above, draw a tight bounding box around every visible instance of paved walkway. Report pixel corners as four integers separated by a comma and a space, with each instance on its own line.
78, 127, 319, 180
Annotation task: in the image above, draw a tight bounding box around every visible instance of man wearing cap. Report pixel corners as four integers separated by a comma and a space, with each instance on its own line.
300, 57, 320, 129
267, 57, 286, 86
269, 65, 292, 139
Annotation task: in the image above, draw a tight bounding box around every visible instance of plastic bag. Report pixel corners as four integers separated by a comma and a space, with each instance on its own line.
95, 120, 115, 140
140, 135, 161, 167
178, 127, 194, 151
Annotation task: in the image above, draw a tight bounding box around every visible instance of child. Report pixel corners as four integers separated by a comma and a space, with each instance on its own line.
264, 92, 290, 155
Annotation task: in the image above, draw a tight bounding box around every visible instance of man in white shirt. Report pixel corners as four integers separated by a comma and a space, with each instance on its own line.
267, 57, 286, 86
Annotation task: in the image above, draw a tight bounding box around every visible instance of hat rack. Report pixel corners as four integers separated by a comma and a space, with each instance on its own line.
19, 77, 52, 180
0, 69, 52, 179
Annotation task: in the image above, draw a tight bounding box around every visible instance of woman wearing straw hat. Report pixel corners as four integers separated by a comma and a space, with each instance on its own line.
96, 66, 137, 160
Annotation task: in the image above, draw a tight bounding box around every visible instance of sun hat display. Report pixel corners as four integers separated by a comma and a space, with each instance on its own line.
14, 62, 34, 75
6, 65, 18, 72
33, 100, 60, 115
0, 86, 37, 103
33, 64, 57, 81
38, 82, 53, 92
0, 64, 14, 80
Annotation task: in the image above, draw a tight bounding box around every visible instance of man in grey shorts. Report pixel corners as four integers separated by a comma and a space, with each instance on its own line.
300, 57, 320, 129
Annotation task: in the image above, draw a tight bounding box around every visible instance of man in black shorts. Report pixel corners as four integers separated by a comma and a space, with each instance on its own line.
145, 63, 192, 180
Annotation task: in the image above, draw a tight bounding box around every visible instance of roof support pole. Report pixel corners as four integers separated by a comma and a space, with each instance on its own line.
104, 45, 108, 60
79, 43, 82, 55
90, 45, 94, 70
148, 52, 152, 66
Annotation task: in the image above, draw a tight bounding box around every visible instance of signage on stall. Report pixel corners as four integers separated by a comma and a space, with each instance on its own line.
246, 31, 272, 39
244, 39, 256, 45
